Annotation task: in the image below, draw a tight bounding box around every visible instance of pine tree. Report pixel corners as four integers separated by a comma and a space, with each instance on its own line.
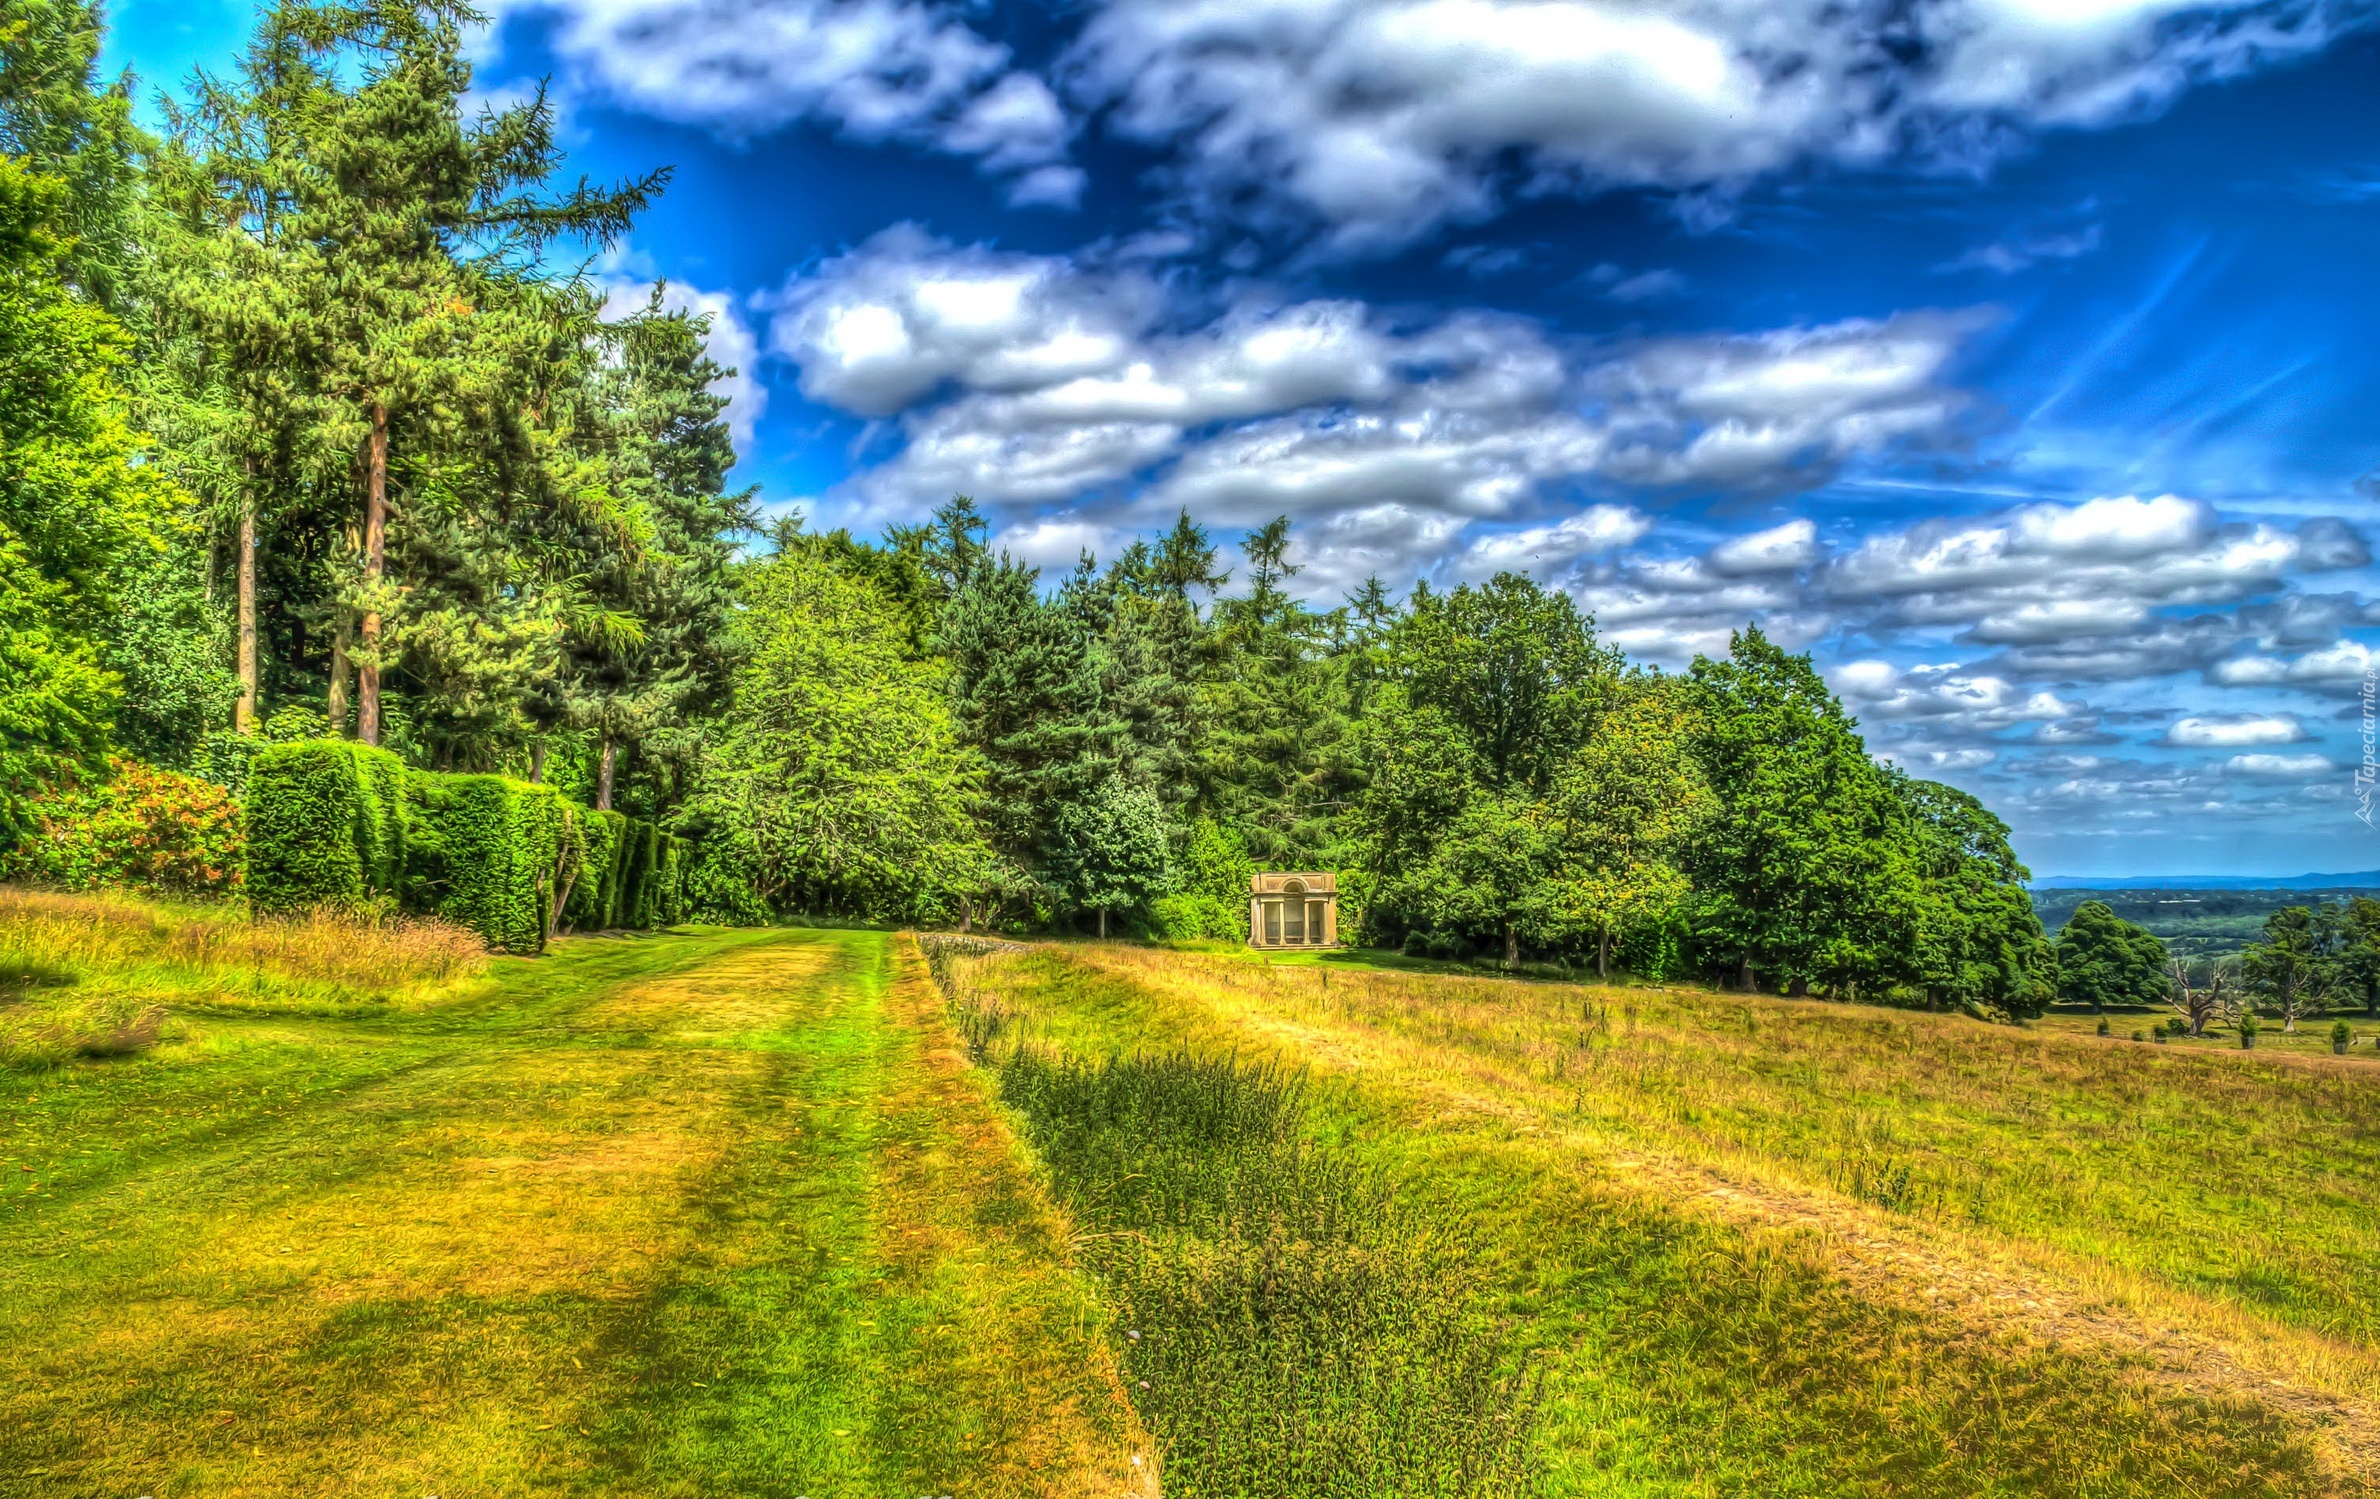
260, 0, 659, 747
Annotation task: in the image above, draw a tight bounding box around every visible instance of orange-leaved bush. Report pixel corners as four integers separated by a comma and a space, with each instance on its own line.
0, 757, 242, 898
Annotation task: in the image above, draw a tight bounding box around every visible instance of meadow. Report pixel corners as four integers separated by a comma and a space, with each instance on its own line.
0, 898, 1147, 1496
10, 894, 2380, 1496
928, 938, 2380, 1498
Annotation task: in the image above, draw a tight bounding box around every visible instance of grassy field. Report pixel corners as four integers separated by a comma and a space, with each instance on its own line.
928, 939, 2380, 1497
13, 894, 2380, 1497
0, 897, 1148, 1497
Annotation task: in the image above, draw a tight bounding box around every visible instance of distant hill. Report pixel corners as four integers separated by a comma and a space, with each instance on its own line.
2031, 871, 2380, 891
2028, 878, 2377, 960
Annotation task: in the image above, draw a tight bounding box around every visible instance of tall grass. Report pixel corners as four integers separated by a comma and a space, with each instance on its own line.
922, 938, 1540, 1498
0, 887, 490, 1067
946, 941, 2354, 1497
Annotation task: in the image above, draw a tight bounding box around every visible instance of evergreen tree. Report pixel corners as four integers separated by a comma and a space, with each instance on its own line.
259, 0, 658, 747
1200, 517, 1352, 863
0, 0, 143, 307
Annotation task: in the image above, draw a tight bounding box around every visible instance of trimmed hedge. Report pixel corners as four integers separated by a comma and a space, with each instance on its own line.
245, 741, 407, 914
240, 740, 698, 953
561, 806, 620, 932
404, 773, 569, 956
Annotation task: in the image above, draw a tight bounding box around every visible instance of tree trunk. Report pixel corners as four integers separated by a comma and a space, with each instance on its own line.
596, 736, 616, 811
1789, 976, 1809, 998
356, 404, 389, 747
1738, 956, 1755, 992
2366, 981, 2377, 1019
327, 612, 351, 736
235, 490, 259, 734
1098, 907, 1108, 939
548, 811, 577, 942
1595, 930, 1610, 983
1503, 920, 1518, 969
529, 741, 547, 784
958, 900, 972, 935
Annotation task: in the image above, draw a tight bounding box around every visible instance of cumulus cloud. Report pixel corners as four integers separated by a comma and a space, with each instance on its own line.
599, 273, 768, 449
2165, 713, 2309, 746
1065, 0, 2363, 246
770, 228, 1982, 544
2225, 751, 2336, 777
498, 0, 1074, 197
2208, 636, 2379, 687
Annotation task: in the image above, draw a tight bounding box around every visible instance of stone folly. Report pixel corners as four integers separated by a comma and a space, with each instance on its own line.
1249, 872, 1339, 949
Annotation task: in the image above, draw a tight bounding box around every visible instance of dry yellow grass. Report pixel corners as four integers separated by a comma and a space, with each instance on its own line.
937, 940, 2380, 1496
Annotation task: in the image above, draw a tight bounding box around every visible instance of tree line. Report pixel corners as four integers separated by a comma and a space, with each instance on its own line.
9, 0, 2065, 1009
2055, 897, 2380, 1033
3, 0, 741, 833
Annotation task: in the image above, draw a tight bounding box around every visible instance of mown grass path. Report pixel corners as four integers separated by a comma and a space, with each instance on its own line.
0, 928, 1148, 1498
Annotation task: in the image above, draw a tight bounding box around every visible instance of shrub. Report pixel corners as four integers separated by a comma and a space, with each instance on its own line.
404, 771, 566, 955
0, 758, 242, 899
2333, 1020, 2353, 1055
2239, 1010, 2260, 1050
2096, 1018, 2111, 1037
561, 806, 619, 932
655, 834, 687, 925
1150, 891, 1244, 943
684, 840, 771, 926
244, 741, 407, 914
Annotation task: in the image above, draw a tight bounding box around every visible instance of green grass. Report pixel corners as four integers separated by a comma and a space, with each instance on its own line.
931, 942, 2359, 1498
0, 909, 1147, 1496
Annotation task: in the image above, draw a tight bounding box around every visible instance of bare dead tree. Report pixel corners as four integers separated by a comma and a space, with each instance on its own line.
2166, 960, 2220, 1037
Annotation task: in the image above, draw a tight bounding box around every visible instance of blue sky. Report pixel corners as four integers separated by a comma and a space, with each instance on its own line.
104, 0, 2380, 878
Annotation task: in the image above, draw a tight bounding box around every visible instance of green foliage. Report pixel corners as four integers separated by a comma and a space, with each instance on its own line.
1686, 626, 1903, 994
243, 739, 405, 913
560, 803, 617, 931
1047, 775, 1175, 930
1150, 819, 1256, 941
682, 840, 770, 926
404, 770, 564, 955
2054, 901, 2171, 1012
0, 757, 243, 897
980, 1039, 1540, 1496
2241, 906, 2340, 1027
698, 542, 994, 923
0, 534, 115, 845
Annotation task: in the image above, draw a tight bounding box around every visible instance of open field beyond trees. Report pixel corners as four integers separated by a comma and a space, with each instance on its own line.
8, 894, 2380, 1496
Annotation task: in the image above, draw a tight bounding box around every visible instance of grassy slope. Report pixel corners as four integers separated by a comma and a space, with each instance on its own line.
0, 920, 1148, 1497
945, 942, 2377, 1498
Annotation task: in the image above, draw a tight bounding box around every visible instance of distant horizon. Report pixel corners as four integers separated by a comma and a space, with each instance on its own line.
2030, 869, 2380, 890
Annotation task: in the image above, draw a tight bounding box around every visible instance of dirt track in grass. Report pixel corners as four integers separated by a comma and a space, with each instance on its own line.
0, 927, 1151, 1498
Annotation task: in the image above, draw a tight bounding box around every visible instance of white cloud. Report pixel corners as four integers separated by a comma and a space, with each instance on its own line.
1066, 0, 2359, 246
599, 273, 768, 449
2208, 637, 2379, 686
1709, 519, 1817, 574
500, 0, 1073, 190
773, 229, 1980, 522
2165, 713, 2308, 746
1938, 224, 2104, 275
2225, 752, 2336, 777
1457, 506, 1650, 577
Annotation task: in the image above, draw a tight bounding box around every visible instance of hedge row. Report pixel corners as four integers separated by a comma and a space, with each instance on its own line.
244, 741, 687, 954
